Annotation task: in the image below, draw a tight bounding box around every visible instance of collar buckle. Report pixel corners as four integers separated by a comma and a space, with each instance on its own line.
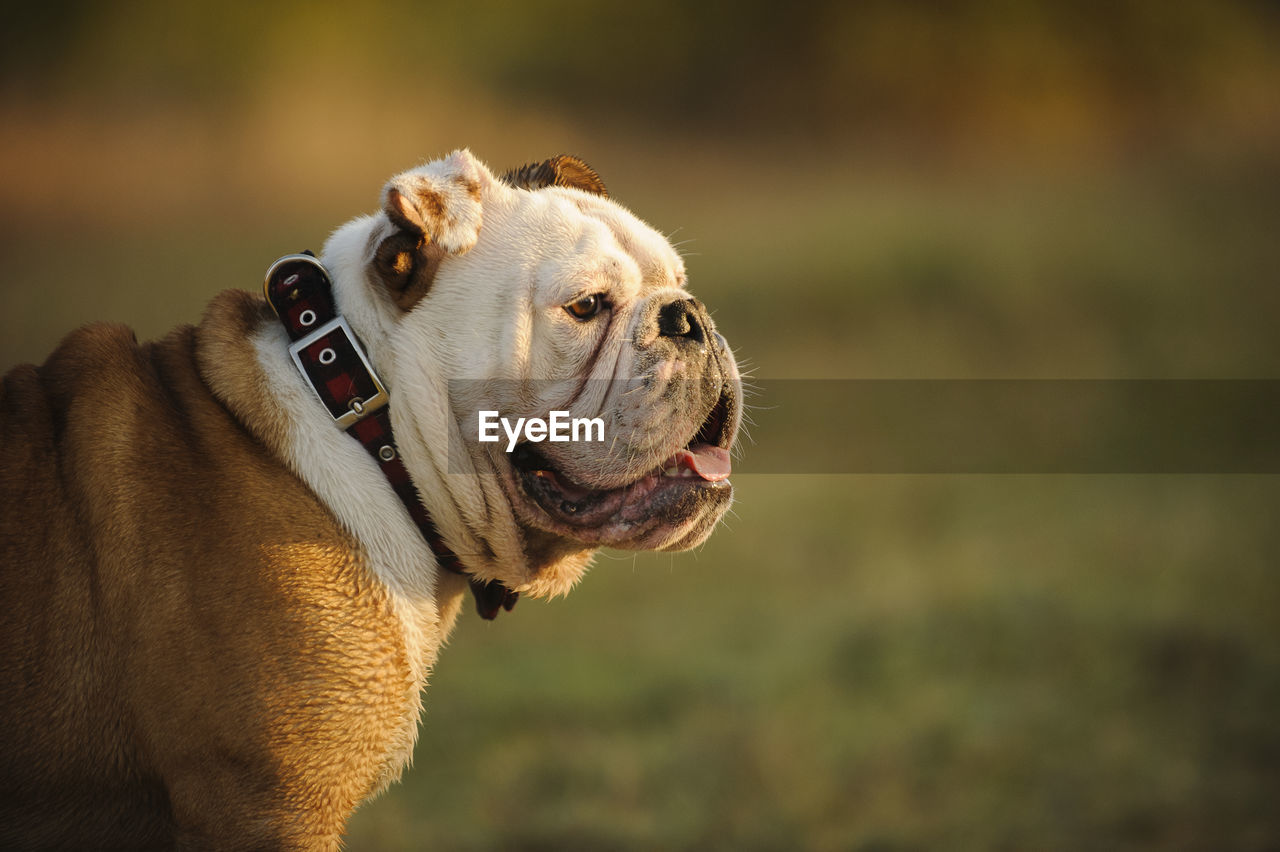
287, 315, 390, 430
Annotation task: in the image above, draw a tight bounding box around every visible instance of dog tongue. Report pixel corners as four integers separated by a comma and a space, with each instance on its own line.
678, 444, 732, 481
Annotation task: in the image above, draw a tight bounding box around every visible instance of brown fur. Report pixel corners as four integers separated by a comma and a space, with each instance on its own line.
0, 291, 441, 849
372, 231, 447, 312
501, 155, 608, 197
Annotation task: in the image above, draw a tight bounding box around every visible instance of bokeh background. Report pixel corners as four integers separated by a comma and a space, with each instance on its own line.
3, 2, 1279, 848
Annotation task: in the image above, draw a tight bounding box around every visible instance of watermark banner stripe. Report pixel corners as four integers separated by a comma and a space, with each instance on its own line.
742, 380, 1280, 473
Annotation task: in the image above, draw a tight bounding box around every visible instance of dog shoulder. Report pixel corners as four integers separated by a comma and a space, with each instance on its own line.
0, 293, 429, 846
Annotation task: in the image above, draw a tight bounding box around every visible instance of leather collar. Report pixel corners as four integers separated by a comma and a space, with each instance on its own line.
263, 252, 517, 619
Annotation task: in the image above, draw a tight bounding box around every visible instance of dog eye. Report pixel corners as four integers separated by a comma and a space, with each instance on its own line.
564, 294, 605, 320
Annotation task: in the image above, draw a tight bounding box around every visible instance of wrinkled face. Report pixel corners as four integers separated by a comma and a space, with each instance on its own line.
323, 151, 740, 594
486, 194, 740, 553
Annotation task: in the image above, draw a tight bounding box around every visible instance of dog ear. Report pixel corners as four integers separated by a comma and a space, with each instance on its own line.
501, 155, 608, 198
374, 150, 492, 309
381, 149, 489, 256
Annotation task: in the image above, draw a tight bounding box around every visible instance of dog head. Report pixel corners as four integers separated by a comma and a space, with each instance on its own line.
321, 150, 740, 598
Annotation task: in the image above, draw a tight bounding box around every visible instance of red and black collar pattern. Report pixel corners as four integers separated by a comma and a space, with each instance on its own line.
263, 252, 517, 620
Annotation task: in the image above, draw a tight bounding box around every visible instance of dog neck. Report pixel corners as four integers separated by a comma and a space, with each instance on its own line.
259, 253, 519, 620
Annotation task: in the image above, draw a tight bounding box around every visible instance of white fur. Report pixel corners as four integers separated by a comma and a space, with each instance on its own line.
382, 150, 487, 255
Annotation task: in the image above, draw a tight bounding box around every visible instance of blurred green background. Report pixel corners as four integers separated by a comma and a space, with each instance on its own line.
3, 2, 1278, 849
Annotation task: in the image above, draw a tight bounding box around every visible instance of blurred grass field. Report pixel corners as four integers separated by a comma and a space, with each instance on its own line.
349, 475, 1280, 850
2, 2, 1278, 849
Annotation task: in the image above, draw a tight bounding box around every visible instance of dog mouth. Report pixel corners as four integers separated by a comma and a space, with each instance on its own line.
505, 388, 735, 547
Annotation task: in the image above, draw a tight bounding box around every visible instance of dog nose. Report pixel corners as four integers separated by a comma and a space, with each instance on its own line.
657, 298, 705, 345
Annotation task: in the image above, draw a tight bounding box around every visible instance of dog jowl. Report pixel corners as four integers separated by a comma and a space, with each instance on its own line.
0, 150, 741, 849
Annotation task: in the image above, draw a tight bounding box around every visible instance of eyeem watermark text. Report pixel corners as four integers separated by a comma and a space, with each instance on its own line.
478, 410, 605, 452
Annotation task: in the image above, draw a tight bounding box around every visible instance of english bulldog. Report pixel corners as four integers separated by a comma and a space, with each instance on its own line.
0, 150, 740, 849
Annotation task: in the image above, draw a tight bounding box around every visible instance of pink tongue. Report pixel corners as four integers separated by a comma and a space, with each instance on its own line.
678, 444, 732, 481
